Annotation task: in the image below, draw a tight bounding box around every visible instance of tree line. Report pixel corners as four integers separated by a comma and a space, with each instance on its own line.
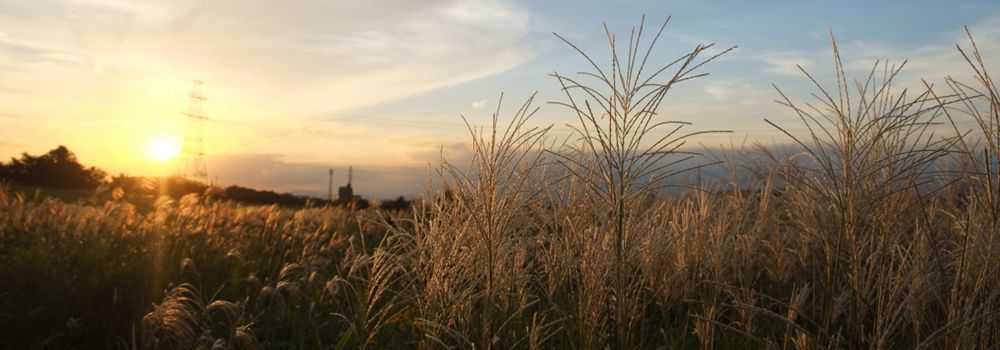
0, 146, 411, 210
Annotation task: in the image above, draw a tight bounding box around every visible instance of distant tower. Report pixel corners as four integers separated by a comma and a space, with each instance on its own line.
328, 168, 334, 201
338, 166, 354, 202
175, 80, 208, 181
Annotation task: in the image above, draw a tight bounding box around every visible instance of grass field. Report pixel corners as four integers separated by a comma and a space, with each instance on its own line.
2, 23, 1000, 349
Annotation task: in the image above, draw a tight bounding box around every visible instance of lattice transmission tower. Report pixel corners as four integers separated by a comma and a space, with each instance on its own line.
175, 80, 209, 181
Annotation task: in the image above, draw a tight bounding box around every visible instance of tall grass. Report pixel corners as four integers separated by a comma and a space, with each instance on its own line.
925, 27, 1000, 349
2, 20, 1000, 350
757, 31, 961, 348
390, 93, 553, 349
547, 17, 733, 348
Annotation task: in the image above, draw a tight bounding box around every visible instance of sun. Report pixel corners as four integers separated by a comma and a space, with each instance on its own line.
147, 136, 181, 161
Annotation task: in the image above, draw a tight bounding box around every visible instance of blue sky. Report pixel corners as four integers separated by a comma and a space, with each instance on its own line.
0, 0, 998, 198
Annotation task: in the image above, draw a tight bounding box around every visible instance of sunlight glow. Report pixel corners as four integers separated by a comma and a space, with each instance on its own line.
147, 136, 181, 161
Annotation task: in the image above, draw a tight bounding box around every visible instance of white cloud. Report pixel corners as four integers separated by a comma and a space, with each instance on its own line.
701, 81, 752, 101
755, 51, 814, 76
471, 98, 489, 109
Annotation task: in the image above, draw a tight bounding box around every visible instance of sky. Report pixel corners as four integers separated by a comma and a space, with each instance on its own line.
1, 0, 999, 199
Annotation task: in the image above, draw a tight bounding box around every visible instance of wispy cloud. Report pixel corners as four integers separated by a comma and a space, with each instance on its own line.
471, 99, 490, 109
754, 51, 814, 76
753, 15, 1000, 82
0, 0, 537, 112
0, 0, 537, 175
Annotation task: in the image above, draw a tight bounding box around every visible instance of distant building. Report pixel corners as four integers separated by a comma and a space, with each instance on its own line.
338, 166, 354, 202
338, 183, 353, 202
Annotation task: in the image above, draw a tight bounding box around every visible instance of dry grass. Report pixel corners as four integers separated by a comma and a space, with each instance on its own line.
1, 20, 1000, 350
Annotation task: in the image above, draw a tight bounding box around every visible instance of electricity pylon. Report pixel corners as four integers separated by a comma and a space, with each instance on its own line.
175, 80, 208, 181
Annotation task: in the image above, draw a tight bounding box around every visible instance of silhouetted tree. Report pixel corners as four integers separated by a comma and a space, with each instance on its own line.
0, 146, 107, 190
0, 146, 358, 208
159, 176, 209, 198
223, 185, 328, 206
379, 196, 411, 211
110, 174, 155, 196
